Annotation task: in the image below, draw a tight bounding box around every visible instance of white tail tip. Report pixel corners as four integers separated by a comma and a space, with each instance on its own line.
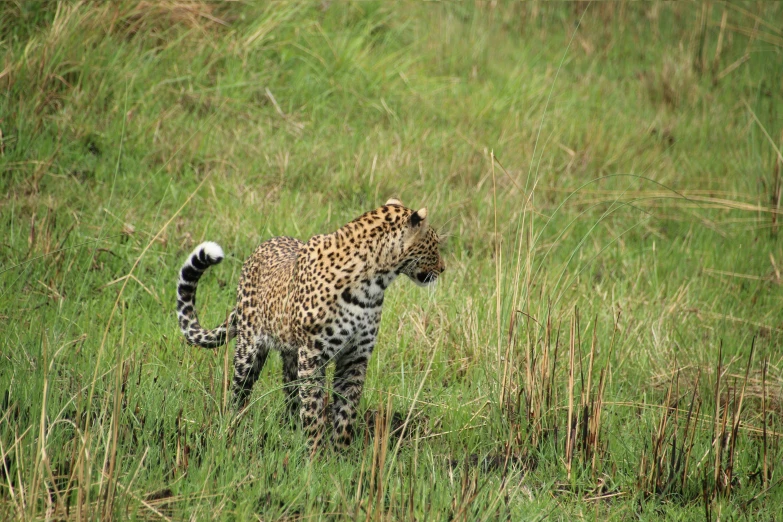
194, 241, 224, 262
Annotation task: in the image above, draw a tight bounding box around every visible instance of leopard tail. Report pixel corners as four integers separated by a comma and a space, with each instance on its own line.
176, 242, 237, 348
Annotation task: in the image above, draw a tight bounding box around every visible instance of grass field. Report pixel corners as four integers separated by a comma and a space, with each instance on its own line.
2, 1, 783, 519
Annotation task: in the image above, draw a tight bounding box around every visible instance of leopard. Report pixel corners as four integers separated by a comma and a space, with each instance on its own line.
176, 199, 445, 450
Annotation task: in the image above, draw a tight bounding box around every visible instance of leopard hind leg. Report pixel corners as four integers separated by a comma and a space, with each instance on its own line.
231, 332, 270, 408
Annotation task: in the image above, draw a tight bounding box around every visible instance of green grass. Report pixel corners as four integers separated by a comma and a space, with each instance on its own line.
2, 1, 783, 519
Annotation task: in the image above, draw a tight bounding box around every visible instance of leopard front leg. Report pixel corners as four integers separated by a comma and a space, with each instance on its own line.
332, 348, 372, 449
297, 339, 327, 451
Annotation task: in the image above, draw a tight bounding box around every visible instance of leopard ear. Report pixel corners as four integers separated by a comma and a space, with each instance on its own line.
385, 198, 403, 206
410, 208, 427, 228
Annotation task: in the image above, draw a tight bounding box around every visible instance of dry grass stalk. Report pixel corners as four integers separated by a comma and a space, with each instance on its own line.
565, 311, 576, 479
711, 342, 723, 491
711, 8, 728, 85
772, 133, 782, 236
364, 393, 392, 522
101, 315, 127, 519
29, 333, 48, 519
580, 320, 596, 461
451, 463, 480, 522
680, 372, 701, 488
650, 367, 675, 493
762, 357, 769, 488
491, 152, 506, 408
725, 339, 755, 495
694, 1, 710, 75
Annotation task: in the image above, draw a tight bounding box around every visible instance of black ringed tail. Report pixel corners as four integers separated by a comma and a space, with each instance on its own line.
176, 241, 237, 348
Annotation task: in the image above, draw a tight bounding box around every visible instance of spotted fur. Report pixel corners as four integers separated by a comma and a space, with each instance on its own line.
176, 199, 445, 449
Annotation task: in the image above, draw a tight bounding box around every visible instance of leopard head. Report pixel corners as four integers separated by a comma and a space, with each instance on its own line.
386, 199, 445, 287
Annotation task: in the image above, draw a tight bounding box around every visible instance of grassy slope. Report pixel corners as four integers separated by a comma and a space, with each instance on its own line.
1, 1, 782, 520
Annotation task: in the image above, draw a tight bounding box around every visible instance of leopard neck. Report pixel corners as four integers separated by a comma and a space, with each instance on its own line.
331, 215, 404, 282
